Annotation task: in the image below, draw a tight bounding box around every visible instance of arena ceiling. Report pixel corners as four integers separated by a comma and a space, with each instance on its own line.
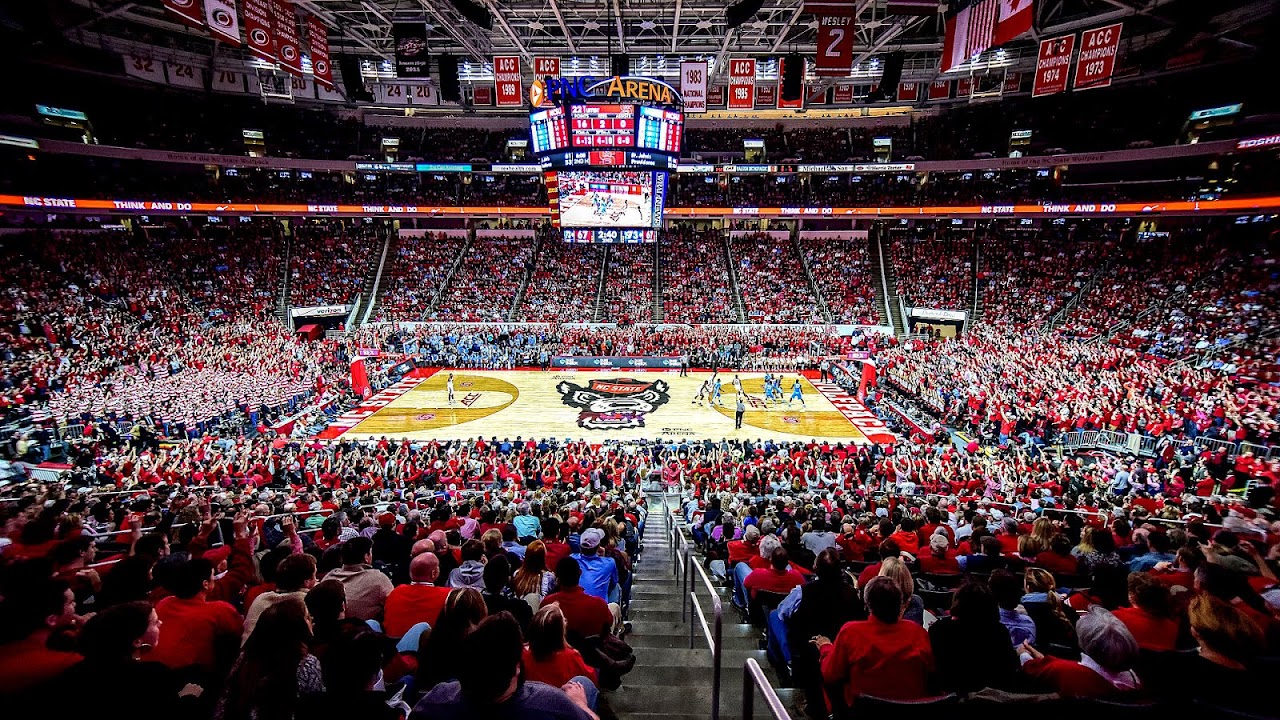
51, 0, 1280, 82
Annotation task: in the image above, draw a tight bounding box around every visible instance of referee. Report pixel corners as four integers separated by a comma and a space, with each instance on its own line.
734, 394, 746, 430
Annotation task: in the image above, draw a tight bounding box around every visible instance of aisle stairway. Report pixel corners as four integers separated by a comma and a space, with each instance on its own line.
609, 494, 800, 720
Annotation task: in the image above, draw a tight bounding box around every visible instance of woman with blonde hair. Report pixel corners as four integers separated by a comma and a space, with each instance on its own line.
877, 557, 924, 625
1018, 517, 1056, 558
1021, 568, 1078, 653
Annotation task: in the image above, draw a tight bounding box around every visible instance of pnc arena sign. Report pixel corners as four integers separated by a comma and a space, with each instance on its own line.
529, 75, 684, 109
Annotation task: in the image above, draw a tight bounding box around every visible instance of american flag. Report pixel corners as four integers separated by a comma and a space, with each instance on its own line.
942, 0, 1001, 72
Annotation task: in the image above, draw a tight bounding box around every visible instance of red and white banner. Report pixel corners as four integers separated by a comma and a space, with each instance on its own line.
473, 86, 493, 105
756, 83, 776, 107
306, 16, 333, 87
728, 58, 756, 109
494, 55, 523, 107
957, 77, 972, 97
681, 61, 708, 113
941, 0, 999, 72
1003, 70, 1022, 93
897, 81, 920, 101
814, 12, 856, 77
993, 0, 1033, 45
204, 0, 241, 45
886, 0, 938, 15
1032, 34, 1075, 97
163, 0, 204, 28
808, 86, 828, 104
242, 0, 274, 63
533, 56, 560, 78
271, 0, 303, 76
708, 85, 725, 106
833, 84, 855, 103
928, 79, 951, 100
1073, 23, 1123, 90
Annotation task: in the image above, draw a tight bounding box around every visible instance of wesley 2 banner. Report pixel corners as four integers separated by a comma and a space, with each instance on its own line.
393, 22, 430, 78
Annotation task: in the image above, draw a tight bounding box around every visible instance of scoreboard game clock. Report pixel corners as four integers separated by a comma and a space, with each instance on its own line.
528, 74, 685, 243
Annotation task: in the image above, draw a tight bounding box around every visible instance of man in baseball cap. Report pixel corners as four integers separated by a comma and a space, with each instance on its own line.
571, 527, 619, 605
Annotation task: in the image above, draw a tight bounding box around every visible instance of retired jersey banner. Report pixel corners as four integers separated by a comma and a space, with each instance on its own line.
756, 83, 776, 107
204, 0, 241, 45
163, 0, 204, 28
681, 61, 708, 113
242, 0, 275, 63
897, 81, 920, 102
928, 79, 951, 100
815, 13, 856, 77
393, 23, 430, 78
306, 16, 333, 87
494, 56, 523, 106
271, 0, 303, 76
1074, 23, 1123, 90
728, 58, 756, 109
533, 56, 561, 78
1033, 34, 1075, 97
833, 84, 855, 103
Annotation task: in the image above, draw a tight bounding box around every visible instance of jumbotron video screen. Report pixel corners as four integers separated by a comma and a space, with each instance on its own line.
556, 170, 666, 229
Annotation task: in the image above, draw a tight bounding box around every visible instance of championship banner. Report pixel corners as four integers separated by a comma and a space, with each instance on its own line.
897, 81, 920, 101
808, 86, 828, 105
473, 86, 493, 105
1032, 34, 1075, 97
494, 55, 523, 107
681, 60, 707, 113
728, 58, 756, 109
393, 23, 430, 78
204, 0, 241, 45
163, 0, 204, 29
533, 56, 561, 78
957, 77, 972, 97
708, 85, 725, 106
756, 83, 777, 107
306, 16, 333, 87
833, 84, 855, 103
1073, 23, 1122, 90
1003, 70, 1022, 93
242, 0, 275, 63
928, 79, 951, 100
271, 0, 303, 76
814, 12, 856, 77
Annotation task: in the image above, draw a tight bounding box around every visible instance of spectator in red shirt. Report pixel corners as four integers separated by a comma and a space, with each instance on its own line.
918, 534, 961, 574
150, 555, 244, 673
743, 548, 806, 600
384, 552, 452, 638
1111, 573, 1179, 651
0, 576, 83, 696
889, 518, 921, 556
814, 576, 935, 714
1033, 534, 1081, 576
542, 557, 615, 640
522, 604, 598, 687
727, 525, 761, 567
1018, 607, 1142, 698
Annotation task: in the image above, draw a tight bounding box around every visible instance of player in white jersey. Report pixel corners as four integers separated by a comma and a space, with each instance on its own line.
447, 373, 455, 404
694, 379, 711, 404
732, 374, 743, 397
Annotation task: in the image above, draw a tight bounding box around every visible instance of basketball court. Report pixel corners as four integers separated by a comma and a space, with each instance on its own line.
319, 369, 894, 444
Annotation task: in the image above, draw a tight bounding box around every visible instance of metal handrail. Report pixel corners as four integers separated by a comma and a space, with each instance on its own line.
742, 658, 793, 720
683, 532, 723, 720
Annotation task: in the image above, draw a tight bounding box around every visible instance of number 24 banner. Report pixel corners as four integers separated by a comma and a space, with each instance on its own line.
1074, 23, 1123, 90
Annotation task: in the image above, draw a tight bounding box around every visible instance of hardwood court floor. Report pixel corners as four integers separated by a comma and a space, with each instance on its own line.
338, 370, 871, 443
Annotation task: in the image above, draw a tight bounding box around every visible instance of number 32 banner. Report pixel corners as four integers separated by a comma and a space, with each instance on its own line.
1074, 23, 1123, 90
728, 58, 756, 109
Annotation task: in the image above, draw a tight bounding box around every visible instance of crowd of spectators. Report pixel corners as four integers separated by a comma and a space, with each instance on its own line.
288, 222, 380, 308
890, 231, 975, 310
514, 243, 602, 323
433, 236, 537, 323
732, 234, 824, 324
599, 245, 656, 324
797, 234, 881, 325
375, 233, 468, 322
661, 228, 741, 323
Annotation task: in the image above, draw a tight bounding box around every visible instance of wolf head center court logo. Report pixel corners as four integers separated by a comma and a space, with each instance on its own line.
556, 378, 670, 430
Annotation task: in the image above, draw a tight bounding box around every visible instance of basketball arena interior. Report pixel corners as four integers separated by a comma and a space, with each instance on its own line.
1, 1, 1279, 719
